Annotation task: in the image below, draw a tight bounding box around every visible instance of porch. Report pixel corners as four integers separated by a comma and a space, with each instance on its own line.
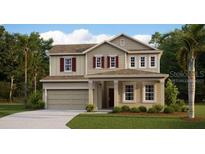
88, 79, 166, 110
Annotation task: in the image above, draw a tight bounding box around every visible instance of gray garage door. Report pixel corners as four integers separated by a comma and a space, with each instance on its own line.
47, 89, 88, 110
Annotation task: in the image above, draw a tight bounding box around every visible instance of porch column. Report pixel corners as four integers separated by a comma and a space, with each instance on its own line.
44, 88, 48, 109
160, 79, 165, 105
114, 80, 119, 107
88, 80, 94, 105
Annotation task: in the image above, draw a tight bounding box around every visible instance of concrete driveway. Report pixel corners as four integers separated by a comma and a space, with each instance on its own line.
0, 110, 83, 129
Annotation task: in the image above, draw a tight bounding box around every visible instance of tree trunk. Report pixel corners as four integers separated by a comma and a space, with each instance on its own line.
188, 57, 195, 119
34, 72, 37, 94
9, 75, 14, 103
24, 48, 28, 105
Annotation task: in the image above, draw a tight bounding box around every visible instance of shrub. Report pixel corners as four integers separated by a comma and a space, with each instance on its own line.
147, 107, 157, 113
86, 104, 95, 112
138, 106, 147, 112
176, 99, 185, 107
130, 107, 140, 113
165, 79, 179, 105
121, 105, 130, 112
152, 104, 163, 113
164, 106, 175, 113
113, 106, 122, 113
170, 103, 182, 112
28, 91, 45, 109
181, 106, 189, 112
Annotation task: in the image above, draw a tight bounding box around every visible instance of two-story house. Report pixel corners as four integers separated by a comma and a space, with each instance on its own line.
40, 34, 168, 110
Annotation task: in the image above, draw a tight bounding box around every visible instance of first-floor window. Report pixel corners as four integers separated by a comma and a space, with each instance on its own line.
145, 85, 154, 101
125, 85, 134, 101
64, 58, 72, 71
130, 56, 135, 67
96, 57, 102, 68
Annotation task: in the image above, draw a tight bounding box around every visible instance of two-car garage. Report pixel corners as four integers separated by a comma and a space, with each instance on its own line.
47, 89, 88, 110
42, 79, 89, 110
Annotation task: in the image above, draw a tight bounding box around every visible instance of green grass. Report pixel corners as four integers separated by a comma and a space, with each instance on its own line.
0, 104, 30, 118
67, 104, 205, 129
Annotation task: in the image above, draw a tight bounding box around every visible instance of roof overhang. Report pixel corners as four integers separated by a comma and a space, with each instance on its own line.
85, 74, 169, 79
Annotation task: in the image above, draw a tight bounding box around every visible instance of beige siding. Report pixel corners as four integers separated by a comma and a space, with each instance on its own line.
47, 89, 88, 110
50, 55, 85, 76
127, 53, 160, 72
117, 80, 164, 108
111, 36, 152, 51
43, 82, 88, 89
87, 43, 125, 74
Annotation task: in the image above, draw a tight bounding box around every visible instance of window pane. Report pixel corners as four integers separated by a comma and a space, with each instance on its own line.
145, 85, 154, 101
125, 85, 134, 100
130, 57, 135, 67
141, 57, 145, 67
151, 56, 155, 67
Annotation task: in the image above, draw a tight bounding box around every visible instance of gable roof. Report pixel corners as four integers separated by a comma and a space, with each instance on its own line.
82, 41, 129, 54
49, 44, 96, 54
109, 33, 157, 50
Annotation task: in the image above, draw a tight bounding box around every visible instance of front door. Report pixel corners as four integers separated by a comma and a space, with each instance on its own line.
108, 88, 114, 107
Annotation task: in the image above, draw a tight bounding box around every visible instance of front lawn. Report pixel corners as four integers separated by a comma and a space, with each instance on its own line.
67, 104, 205, 129
0, 104, 30, 118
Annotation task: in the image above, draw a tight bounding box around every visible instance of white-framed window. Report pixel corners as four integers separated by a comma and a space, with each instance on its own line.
120, 39, 125, 46
96, 56, 102, 68
125, 85, 134, 101
110, 56, 116, 68
144, 84, 155, 102
149, 55, 156, 68
139, 56, 146, 68
130, 56, 136, 68
64, 58, 72, 72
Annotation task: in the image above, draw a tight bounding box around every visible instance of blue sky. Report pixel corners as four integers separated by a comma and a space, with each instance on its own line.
4, 24, 182, 35
3, 24, 182, 45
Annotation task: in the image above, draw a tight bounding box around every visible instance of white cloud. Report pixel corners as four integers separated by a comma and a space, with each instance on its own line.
133, 34, 152, 44
40, 29, 152, 45
40, 29, 113, 45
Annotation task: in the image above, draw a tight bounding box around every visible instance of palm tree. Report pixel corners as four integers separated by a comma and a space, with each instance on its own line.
177, 25, 205, 118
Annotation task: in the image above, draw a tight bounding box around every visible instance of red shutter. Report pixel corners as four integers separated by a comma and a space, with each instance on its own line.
60, 58, 64, 72
116, 56, 119, 68
101, 56, 104, 68
72, 57, 76, 72
93, 57, 96, 68
107, 56, 110, 68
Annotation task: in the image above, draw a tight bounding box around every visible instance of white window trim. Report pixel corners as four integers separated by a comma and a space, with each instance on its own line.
139, 55, 147, 68
64, 57, 72, 72
110, 55, 116, 69
120, 39, 125, 47
123, 82, 136, 103
142, 83, 156, 103
95, 55, 102, 69
129, 56, 137, 68
149, 55, 157, 68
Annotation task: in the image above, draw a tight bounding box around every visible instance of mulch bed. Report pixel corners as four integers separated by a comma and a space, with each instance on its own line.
114, 112, 188, 117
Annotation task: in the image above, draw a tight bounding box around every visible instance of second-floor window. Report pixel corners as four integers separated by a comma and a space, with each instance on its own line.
64, 58, 72, 72
150, 56, 156, 68
130, 56, 136, 68
93, 56, 104, 69
140, 56, 146, 68
110, 56, 116, 68
96, 57, 102, 68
